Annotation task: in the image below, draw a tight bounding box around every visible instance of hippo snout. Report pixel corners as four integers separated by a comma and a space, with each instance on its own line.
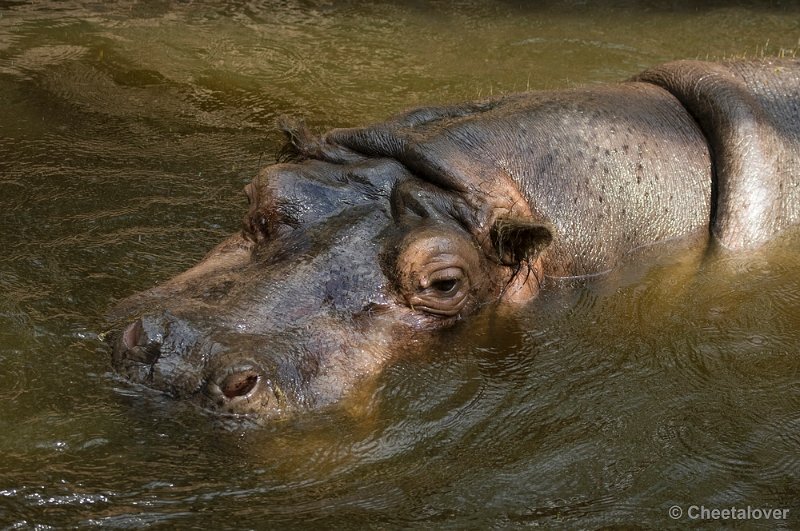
108, 312, 289, 418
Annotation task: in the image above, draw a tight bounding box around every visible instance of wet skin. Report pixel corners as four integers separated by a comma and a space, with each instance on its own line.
108, 59, 800, 421
109, 158, 526, 419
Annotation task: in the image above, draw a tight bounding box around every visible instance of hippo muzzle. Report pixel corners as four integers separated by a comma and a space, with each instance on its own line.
108, 204, 394, 420
112, 312, 288, 416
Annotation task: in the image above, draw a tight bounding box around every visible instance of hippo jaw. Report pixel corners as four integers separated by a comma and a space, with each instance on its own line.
106, 154, 553, 423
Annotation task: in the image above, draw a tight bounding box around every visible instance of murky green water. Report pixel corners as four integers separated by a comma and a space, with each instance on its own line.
1, 1, 799, 527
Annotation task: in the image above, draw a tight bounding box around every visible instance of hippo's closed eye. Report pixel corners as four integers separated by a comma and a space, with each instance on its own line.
241, 211, 270, 244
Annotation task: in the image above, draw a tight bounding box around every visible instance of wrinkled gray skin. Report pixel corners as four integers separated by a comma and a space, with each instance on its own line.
108, 59, 800, 422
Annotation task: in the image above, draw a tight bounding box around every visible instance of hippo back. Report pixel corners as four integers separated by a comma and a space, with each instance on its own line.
637, 59, 800, 250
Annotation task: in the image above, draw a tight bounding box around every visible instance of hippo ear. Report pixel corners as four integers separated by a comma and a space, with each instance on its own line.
490, 217, 553, 266
276, 116, 367, 164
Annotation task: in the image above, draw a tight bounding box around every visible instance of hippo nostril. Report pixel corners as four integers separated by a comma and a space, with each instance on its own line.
122, 319, 143, 350
113, 318, 162, 366
220, 370, 259, 399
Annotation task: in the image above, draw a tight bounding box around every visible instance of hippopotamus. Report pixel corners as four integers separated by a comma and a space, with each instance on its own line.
107, 59, 800, 422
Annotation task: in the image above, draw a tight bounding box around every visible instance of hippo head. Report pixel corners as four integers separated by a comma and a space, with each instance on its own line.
107, 112, 553, 422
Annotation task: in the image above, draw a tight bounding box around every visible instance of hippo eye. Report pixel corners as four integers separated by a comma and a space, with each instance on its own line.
430, 278, 458, 294
394, 223, 487, 319
241, 214, 267, 243
410, 265, 470, 316
424, 267, 463, 296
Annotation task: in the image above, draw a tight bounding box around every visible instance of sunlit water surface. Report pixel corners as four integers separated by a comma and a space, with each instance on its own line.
1, 1, 799, 527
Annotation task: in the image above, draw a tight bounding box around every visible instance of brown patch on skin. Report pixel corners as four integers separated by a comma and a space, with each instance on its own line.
500, 257, 546, 305
456, 169, 551, 308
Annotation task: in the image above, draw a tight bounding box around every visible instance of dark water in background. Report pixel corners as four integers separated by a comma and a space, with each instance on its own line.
1, 1, 800, 527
